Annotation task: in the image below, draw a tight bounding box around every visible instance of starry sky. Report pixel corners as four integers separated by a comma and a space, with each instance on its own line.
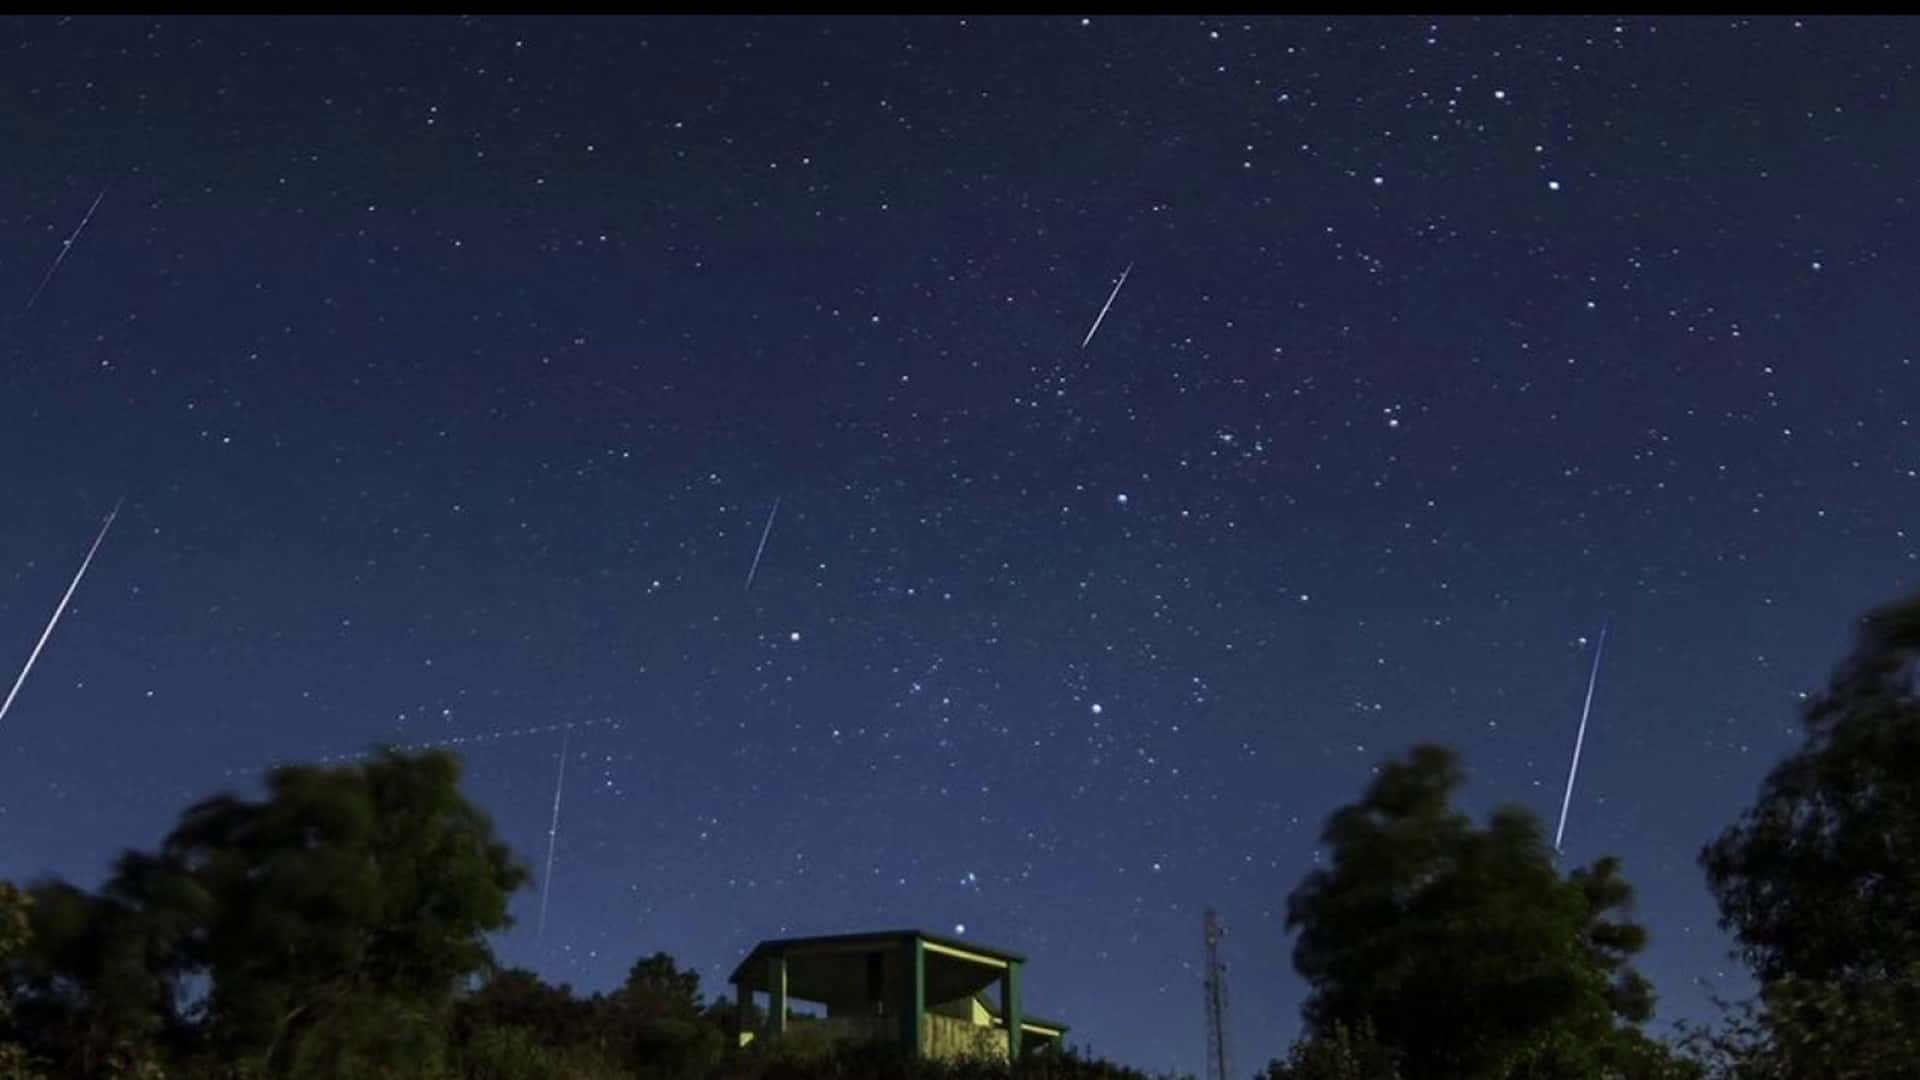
2, 14, 1917, 1076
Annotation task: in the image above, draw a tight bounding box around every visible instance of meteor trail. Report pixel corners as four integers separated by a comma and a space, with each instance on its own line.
0, 499, 122, 731
23, 186, 108, 314
223, 716, 626, 777
744, 496, 780, 591
1554, 620, 1610, 854
1080, 262, 1133, 350
536, 724, 570, 947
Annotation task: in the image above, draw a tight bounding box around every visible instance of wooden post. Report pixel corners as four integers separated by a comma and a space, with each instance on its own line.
900, 937, 925, 1057
770, 952, 788, 1037
735, 979, 751, 1045
1002, 959, 1023, 1058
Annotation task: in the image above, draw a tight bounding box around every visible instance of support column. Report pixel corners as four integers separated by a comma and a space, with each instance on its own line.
735, 979, 751, 1046
770, 953, 789, 1037
900, 937, 925, 1057
1002, 960, 1023, 1058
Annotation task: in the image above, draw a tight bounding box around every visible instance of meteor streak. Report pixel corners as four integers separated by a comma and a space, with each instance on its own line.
225, 716, 624, 776
537, 725, 570, 946
0, 500, 122, 731
1554, 620, 1609, 854
23, 186, 108, 314
744, 496, 780, 591
1080, 261, 1133, 349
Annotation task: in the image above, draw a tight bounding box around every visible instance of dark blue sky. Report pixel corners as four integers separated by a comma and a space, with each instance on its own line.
2, 15, 1916, 1075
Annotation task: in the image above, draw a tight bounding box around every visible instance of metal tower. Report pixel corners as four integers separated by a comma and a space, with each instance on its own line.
1203, 907, 1232, 1080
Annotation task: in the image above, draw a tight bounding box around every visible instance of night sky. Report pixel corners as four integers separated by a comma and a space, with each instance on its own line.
3, 15, 1917, 1075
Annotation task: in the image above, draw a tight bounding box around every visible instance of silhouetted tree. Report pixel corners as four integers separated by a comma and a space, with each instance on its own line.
6, 748, 525, 1079
0, 882, 45, 1079
1697, 588, 1920, 1076
450, 954, 732, 1079
5, 877, 179, 1077
1283, 745, 1683, 1078
161, 748, 527, 1075
1261, 1019, 1400, 1080
5, 745, 1189, 1080
623, 952, 703, 1008
455, 966, 600, 1053
604, 952, 724, 1078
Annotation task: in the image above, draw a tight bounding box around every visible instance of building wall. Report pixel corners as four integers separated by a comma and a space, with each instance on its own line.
793, 1014, 890, 1045
927, 995, 998, 1026
922, 1011, 1009, 1062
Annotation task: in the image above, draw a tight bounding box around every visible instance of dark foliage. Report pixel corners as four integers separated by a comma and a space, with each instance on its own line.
1282, 744, 1680, 1079
1696, 588, 1920, 1077
3, 749, 524, 1079
26, 587, 1920, 1080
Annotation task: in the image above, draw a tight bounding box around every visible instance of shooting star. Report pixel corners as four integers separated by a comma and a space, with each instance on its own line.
744, 496, 780, 591
536, 724, 570, 947
1553, 620, 1610, 854
225, 716, 626, 777
23, 186, 109, 314
1080, 261, 1133, 350
0, 499, 122, 731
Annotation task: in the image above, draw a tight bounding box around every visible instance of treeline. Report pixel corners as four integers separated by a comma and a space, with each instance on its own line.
1264, 587, 1920, 1079
0, 748, 1165, 1080
5, 588, 1920, 1079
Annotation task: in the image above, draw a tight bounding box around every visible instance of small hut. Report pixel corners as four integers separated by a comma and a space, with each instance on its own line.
728, 928, 1069, 1061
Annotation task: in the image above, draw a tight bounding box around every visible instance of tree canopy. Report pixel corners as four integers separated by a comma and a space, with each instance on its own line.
0, 882, 42, 1079
1700, 588, 1920, 987
1, 747, 1160, 1080
1282, 744, 1679, 1079
1697, 588, 1920, 1076
4, 748, 526, 1078
165, 748, 526, 1072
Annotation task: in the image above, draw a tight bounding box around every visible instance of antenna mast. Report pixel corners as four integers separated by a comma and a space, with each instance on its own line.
1203, 907, 1233, 1080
